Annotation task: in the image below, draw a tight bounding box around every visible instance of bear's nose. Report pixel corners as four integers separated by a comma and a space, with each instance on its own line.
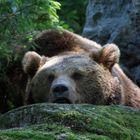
52, 84, 68, 94
52, 84, 71, 104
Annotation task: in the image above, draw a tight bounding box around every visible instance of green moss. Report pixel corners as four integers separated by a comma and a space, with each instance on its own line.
0, 104, 140, 140
0, 129, 55, 140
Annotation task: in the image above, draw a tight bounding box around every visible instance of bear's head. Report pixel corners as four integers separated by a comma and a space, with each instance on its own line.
23, 44, 122, 105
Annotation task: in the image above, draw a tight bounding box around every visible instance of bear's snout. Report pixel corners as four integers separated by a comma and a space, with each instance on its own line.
50, 75, 76, 104
52, 84, 69, 94
51, 84, 71, 104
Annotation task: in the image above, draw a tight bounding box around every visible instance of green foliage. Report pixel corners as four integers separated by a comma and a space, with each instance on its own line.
0, 0, 88, 64
0, 0, 62, 62
58, 0, 88, 33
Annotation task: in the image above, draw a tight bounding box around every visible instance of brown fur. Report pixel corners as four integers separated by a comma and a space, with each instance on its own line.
22, 29, 140, 108
112, 64, 140, 108
35, 29, 101, 56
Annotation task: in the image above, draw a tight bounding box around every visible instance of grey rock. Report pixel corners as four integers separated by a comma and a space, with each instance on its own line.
131, 65, 140, 85
82, 0, 140, 86
57, 134, 68, 140
0, 104, 140, 140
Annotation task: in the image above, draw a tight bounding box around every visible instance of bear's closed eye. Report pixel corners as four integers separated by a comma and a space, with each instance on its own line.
48, 74, 55, 82
71, 72, 84, 80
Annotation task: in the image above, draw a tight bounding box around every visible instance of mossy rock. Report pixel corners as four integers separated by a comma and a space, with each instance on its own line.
0, 104, 140, 140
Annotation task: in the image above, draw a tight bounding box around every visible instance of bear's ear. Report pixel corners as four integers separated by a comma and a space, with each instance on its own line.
22, 51, 43, 77
91, 44, 120, 70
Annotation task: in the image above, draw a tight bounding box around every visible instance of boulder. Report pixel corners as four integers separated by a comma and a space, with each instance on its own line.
0, 104, 140, 140
82, 0, 140, 86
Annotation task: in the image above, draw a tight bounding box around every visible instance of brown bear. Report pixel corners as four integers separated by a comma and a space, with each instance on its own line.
22, 29, 140, 108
